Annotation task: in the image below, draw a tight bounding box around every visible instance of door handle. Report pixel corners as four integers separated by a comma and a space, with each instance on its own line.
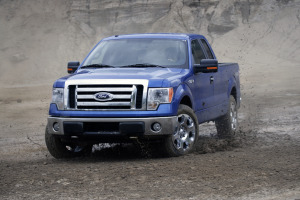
210, 76, 214, 84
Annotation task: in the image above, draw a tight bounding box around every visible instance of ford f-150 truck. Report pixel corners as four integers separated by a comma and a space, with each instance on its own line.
46, 33, 240, 158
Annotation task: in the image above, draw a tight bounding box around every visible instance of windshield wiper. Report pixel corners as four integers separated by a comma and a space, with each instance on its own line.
80, 64, 116, 69
119, 63, 166, 68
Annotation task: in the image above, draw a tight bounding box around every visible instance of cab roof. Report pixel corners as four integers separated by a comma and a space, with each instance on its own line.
103, 33, 205, 40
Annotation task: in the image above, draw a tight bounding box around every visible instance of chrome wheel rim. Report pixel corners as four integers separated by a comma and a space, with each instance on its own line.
172, 114, 196, 152
230, 101, 237, 131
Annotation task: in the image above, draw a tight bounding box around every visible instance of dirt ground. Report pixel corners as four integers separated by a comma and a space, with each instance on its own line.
0, 86, 299, 200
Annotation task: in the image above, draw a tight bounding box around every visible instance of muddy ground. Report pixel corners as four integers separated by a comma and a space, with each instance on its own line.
0, 86, 299, 200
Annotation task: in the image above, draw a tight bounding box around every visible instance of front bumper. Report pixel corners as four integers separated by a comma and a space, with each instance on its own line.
47, 116, 177, 136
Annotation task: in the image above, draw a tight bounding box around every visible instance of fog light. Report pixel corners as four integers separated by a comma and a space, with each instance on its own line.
152, 122, 161, 132
53, 122, 60, 132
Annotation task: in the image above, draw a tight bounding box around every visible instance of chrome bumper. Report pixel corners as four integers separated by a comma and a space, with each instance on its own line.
47, 116, 177, 136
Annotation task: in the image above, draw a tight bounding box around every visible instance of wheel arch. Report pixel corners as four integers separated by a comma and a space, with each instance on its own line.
173, 83, 194, 112
227, 76, 240, 109
230, 86, 237, 102
180, 95, 192, 108
227, 76, 238, 100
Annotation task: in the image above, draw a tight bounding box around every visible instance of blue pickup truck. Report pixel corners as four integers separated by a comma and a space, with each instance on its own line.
46, 33, 240, 158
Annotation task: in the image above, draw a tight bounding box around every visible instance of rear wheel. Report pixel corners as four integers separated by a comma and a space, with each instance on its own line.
163, 104, 199, 157
45, 128, 92, 159
215, 96, 238, 139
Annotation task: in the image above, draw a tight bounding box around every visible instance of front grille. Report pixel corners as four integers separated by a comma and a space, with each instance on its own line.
68, 84, 144, 110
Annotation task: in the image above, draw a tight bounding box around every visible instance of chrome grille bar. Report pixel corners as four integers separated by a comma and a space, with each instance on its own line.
77, 102, 131, 106
76, 87, 133, 92
77, 95, 131, 99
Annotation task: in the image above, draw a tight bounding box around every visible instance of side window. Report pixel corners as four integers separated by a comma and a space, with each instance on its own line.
201, 39, 214, 59
191, 40, 206, 64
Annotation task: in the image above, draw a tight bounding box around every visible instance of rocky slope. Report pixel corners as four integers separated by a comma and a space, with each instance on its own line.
0, 0, 299, 97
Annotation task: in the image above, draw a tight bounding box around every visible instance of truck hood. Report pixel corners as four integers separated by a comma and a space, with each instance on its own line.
53, 68, 190, 88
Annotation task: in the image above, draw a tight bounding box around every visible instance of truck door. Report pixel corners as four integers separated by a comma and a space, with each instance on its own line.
200, 39, 228, 106
191, 39, 215, 111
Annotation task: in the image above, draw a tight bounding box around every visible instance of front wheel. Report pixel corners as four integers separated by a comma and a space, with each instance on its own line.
162, 104, 199, 157
45, 128, 92, 159
215, 95, 238, 139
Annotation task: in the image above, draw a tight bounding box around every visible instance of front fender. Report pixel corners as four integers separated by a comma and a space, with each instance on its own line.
172, 83, 194, 113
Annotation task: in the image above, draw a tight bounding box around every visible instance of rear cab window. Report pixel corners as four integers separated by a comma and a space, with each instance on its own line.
191, 39, 206, 64
200, 39, 214, 59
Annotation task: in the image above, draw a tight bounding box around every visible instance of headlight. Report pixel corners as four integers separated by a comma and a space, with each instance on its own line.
147, 88, 173, 110
52, 88, 64, 110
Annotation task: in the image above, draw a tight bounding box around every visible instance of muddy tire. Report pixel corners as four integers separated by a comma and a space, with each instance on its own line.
163, 104, 199, 157
215, 96, 238, 139
45, 128, 92, 159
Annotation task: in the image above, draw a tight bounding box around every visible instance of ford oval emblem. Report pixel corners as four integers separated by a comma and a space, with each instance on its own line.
94, 92, 114, 102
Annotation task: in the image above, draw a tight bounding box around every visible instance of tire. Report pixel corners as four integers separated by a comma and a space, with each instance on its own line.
45, 128, 92, 159
215, 95, 238, 139
162, 104, 199, 157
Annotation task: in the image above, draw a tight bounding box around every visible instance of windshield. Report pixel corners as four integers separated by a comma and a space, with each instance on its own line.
82, 38, 188, 69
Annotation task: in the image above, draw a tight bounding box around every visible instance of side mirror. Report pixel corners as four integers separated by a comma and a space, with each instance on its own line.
194, 59, 218, 73
67, 61, 80, 74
